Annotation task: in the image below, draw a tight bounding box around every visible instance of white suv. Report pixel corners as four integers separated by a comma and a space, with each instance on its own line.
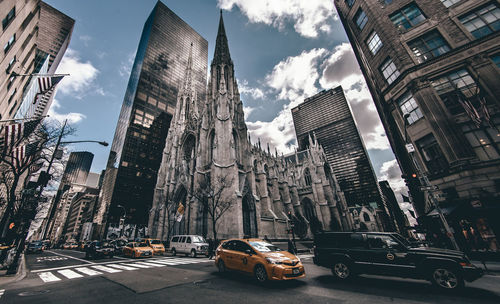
169, 235, 209, 257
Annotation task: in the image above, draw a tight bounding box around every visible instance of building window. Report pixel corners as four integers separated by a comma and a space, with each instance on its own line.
354, 9, 368, 30
431, 69, 478, 115
6, 56, 16, 74
3, 34, 15, 54
304, 168, 312, 186
398, 92, 423, 125
8, 88, 17, 103
492, 54, 500, 68
346, 0, 355, 8
440, 0, 461, 7
367, 31, 383, 55
416, 134, 449, 174
2, 7, 15, 30
462, 123, 500, 161
379, 57, 400, 84
459, 3, 500, 39
408, 30, 450, 63
390, 3, 426, 30
7, 75, 15, 89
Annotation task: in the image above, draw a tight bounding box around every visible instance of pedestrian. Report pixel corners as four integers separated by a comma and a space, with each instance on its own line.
207, 238, 214, 260
287, 239, 296, 255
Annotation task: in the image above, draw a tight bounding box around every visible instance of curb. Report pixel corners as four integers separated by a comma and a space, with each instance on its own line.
0, 254, 27, 286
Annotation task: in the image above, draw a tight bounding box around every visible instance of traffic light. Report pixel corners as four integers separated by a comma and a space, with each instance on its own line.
401, 172, 420, 188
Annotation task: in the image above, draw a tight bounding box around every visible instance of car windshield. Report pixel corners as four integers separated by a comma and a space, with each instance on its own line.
138, 242, 148, 247
150, 240, 161, 244
392, 234, 411, 247
249, 241, 282, 253
192, 236, 206, 243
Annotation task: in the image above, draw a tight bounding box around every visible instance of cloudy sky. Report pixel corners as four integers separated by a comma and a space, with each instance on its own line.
43, 0, 412, 214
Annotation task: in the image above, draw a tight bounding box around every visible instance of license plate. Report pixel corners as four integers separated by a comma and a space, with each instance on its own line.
292, 268, 299, 275
144, 252, 150, 256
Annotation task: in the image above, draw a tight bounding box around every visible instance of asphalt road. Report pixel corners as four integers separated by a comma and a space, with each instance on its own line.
0, 249, 499, 303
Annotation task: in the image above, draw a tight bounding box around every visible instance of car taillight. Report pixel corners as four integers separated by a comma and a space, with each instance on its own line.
459, 262, 472, 267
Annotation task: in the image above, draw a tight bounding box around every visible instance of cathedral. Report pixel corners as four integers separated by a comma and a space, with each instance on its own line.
148, 13, 354, 241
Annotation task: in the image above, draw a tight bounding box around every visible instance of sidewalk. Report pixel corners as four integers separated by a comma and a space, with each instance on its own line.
0, 254, 27, 286
472, 260, 500, 275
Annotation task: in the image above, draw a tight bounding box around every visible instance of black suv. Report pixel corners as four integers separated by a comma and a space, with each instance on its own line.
85, 241, 115, 259
313, 232, 483, 290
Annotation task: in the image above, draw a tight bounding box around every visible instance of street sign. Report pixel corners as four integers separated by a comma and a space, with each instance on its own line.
405, 143, 415, 153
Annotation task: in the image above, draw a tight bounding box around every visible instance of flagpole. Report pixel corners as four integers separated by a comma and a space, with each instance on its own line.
10, 72, 70, 77
0, 115, 49, 124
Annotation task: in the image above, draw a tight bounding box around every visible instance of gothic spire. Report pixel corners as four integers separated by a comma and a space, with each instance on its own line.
212, 10, 232, 66
182, 43, 194, 92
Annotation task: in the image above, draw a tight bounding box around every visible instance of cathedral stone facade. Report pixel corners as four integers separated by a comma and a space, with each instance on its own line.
148, 14, 354, 241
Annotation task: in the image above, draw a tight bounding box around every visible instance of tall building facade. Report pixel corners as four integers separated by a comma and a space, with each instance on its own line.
335, 0, 500, 251
94, 1, 208, 237
0, 0, 74, 120
379, 180, 411, 237
149, 13, 353, 241
291, 87, 392, 230
45, 151, 93, 239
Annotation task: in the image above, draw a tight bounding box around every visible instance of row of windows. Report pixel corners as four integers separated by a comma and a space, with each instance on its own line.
2, 7, 15, 30
353, 2, 500, 85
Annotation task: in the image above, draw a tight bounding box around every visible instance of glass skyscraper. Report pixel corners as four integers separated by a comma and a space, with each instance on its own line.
292, 86, 384, 210
94, 1, 208, 236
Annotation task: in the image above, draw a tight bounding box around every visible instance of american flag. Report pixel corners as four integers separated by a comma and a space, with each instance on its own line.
3, 122, 23, 150
457, 93, 481, 128
37, 75, 64, 95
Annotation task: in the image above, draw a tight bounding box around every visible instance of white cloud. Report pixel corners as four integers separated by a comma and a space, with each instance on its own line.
47, 98, 86, 124
218, 0, 336, 38
79, 35, 92, 47
266, 48, 326, 102
119, 51, 135, 78
55, 49, 99, 98
239, 79, 265, 99
379, 159, 415, 221
243, 106, 255, 120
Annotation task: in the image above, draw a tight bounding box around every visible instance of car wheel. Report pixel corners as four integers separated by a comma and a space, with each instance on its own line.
218, 260, 226, 273
171, 248, 176, 256
430, 267, 464, 290
331, 261, 352, 280
190, 249, 197, 258
254, 264, 268, 283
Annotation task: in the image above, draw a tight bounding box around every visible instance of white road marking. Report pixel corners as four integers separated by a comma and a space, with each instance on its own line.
38, 272, 61, 282
122, 263, 151, 268
75, 267, 102, 276
106, 264, 138, 271
149, 260, 184, 265
57, 269, 83, 279
135, 261, 166, 267
91, 265, 122, 273
32, 257, 137, 273
46, 250, 92, 264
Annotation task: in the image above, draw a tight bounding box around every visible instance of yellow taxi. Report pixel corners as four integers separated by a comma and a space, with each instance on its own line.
123, 242, 153, 258
144, 238, 165, 255
215, 238, 305, 282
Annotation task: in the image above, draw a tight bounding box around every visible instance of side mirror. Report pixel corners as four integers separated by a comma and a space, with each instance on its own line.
245, 249, 252, 256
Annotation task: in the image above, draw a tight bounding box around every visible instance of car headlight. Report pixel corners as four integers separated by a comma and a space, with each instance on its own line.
266, 257, 283, 265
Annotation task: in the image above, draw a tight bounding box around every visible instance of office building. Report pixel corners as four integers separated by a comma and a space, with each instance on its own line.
335, 0, 500, 250
94, 1, 208, 237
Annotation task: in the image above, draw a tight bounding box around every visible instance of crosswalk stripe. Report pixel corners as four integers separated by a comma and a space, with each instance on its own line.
38, 272, 61, 282
91, 265, 122, 273
122, 263, 151, 268
135, 261, 166, 267
148, 260, 183, 265
57, 269, 83, 279
106, 264, 138, 271
75, 267, 102, 276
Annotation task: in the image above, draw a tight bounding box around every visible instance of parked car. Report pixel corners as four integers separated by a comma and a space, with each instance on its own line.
26, 241, 44, 254
110, 239, 127, 254
169, 235, 208, 257
215, 238, 305, 283
123, 242, 153, 258
144, 238, 165, 255
313, 232, 484, 290
85, 241, 115, 259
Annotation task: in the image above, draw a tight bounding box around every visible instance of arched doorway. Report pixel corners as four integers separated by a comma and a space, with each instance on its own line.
302, 197, 322, 234
172, 186, 187, 236
242, 190, 257, 237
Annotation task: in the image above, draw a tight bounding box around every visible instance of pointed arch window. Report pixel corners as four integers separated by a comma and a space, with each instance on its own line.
304, 168, 312, 186
264, 164, 269, 180
363, 213, 371, 222
209, 130, 215, 163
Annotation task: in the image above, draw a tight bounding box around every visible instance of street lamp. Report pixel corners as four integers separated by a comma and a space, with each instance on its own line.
402, 113, 459, 250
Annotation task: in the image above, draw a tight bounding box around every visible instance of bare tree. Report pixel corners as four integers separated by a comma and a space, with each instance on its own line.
192, 174, 234, 242
0, 121, 73, 273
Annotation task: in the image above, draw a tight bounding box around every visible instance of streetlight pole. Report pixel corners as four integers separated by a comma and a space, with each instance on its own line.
403, 114, 459, 250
